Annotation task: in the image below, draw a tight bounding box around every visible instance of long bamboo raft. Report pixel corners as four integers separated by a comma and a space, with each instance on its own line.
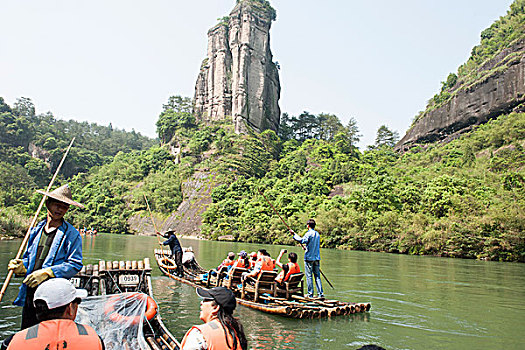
73, 258, 180, 350
154, 249, 370, 319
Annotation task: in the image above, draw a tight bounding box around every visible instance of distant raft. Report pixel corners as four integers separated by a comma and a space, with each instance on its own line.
154, 249, 371, 319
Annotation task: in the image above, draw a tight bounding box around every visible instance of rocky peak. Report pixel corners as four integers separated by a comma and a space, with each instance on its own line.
193, 0, 281, 134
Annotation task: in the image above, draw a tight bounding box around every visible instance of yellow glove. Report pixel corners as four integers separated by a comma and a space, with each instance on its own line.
23, 268, 55, 288
8, 259, 27, 277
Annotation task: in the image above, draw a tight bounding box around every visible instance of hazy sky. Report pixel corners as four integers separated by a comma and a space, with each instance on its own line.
0, 0, 514, 147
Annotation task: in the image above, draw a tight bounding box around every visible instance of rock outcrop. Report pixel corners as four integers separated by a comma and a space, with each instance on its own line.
396, 39, 525, 151
128, 171, 218, 236
193, 0, 281, 134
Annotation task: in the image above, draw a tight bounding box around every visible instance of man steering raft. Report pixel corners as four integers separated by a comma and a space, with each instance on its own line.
291, 219, 324, 299
7, 184, 84, 330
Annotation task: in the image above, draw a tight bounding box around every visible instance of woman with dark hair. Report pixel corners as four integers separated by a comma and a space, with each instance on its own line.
181, 287, 247, 350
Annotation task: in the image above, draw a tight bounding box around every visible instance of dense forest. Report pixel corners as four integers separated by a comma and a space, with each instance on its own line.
0, 97, 156, 234
1, 1, 523, 263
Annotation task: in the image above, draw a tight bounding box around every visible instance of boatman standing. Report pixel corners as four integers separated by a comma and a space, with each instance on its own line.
157, 230, 184, 277
291, 219, 324, 299
7, 184, 84, 330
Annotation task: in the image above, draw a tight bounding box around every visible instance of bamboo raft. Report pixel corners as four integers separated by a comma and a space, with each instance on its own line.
154, 249, 371, 319
73, 258, 180, 350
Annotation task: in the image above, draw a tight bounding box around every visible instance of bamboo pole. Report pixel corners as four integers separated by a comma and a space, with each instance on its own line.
0, 138, 75, 302
257, 188, 335, 289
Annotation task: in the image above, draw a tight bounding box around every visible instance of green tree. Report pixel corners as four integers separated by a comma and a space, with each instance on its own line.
374, 125, 399, 148
156, 96, 195, 143
13, 97, 35, 117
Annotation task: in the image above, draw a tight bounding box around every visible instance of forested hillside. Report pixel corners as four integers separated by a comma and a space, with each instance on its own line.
0, 97, 156, 234
414, 0, 525, 123
62, 92, 525, 261
201, 112, 524, 262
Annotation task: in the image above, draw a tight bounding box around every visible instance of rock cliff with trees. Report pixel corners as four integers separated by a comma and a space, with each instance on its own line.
396, 0, 525, 150
193, 0, 281, 135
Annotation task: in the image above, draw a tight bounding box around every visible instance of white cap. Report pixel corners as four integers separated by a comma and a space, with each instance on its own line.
34, 278, 88, 309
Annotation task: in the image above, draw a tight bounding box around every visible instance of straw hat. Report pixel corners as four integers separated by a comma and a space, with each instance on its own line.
37, 184, 84, 209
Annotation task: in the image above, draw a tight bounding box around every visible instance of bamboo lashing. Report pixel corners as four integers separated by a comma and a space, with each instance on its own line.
0, 138, 76, 302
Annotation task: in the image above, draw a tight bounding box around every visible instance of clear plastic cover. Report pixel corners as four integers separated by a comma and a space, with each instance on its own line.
75, 292, 150, 350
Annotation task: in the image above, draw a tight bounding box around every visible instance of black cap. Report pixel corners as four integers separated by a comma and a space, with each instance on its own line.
196, 287, 236, 314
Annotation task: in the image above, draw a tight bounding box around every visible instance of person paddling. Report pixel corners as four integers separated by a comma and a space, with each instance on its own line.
180, 287, 247, 350
7, 184, 84, 330
290, 219, 324, 299
157, 230, 183, 277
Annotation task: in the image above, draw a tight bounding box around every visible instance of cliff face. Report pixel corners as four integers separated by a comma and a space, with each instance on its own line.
396, 40, 525, 151
193, 1, 281, 134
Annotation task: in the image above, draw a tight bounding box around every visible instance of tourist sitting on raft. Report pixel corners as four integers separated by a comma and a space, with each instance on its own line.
217, 252, 236, 272
231, 251, 250, 269
200, 252, 236, 282
182, 247, 196, 266
222, 251, 251, 281
241, 249, 275, 282
248, 252, 257, 269
274, 249, 300, 287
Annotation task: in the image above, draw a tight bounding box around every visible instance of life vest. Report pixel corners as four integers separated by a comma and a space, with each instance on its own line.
258, 256, 274, 272
181, 319, 242, 350
232, 258, 247, 269
275, 262, 301, 283
220, 259, 235, 269
8, 319, 102, 350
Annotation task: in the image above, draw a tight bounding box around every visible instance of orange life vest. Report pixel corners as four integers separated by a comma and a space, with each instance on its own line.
232, 258, 247, 269
275, 262, 301, 283
258, 256, 275, 272
8, 319, 102, 350
221, 259, 235, 268
181, 319, 242, 350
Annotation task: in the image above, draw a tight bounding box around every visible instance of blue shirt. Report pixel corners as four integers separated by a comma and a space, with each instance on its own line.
14, 219, 83, 306
293, 228, 321, 261
163, 234, 182, 253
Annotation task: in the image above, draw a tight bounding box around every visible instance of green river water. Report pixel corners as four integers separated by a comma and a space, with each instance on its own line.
1, 233, 524, 349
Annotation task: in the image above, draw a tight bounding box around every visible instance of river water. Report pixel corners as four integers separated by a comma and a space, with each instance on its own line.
1, 234, 524, 349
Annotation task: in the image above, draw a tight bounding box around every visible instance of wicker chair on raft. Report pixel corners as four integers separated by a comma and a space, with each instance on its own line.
206, 266, 229, 287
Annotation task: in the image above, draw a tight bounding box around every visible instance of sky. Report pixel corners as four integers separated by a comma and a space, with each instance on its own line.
0, 0, 515, 148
